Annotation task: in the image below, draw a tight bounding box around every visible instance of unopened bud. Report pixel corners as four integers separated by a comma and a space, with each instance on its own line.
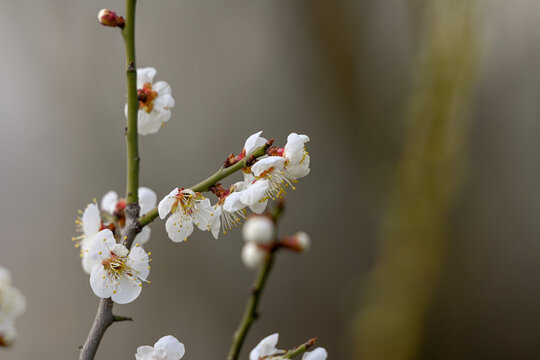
242, 215, 274, 245
241, 242, 266, 269
0, 327, 16, 348
98, 9, 125, 28
280, 231, 311, 252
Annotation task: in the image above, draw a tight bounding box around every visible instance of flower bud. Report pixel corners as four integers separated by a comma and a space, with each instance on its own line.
98, 9, 125, 28
241, 242, 266, 269
280, 231, 311, 252
0, 327, 16, 348
242, 215, 274, 245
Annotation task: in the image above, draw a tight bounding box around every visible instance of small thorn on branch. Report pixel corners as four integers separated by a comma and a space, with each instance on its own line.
112, 315, 133, 322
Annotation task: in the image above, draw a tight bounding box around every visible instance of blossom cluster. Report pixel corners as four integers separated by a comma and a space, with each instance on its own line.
0, 267, 26, 347
74, 187, 155, 303
159, 131, 311, 244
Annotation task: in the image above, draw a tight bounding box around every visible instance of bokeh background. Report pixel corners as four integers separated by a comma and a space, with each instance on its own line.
1, 0, 540, 359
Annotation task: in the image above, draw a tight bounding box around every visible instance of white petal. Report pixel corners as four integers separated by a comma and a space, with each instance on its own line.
0, 267, 11, 285
128, 246, 150, 280
165, 212, 194, 242
135, 345, 155, 360
82, 249, 99, 274
158, 189, 179, 219
82, 204, 101, 237
249, 199, 268, 214
240, 180, 269, 206
138, 187, 157, 215
302, 348, 328, 360
112, 276, 142, 304
137, 67, 157, 88
251, 157, 286, 176
243, 131, 265, 156
89, 229, 116, 260
250, 333, 279, 360
153, 81, 172, 96
90, 265, 113, 299
154, 335, 186, 360
210, 206, 222, 239
286, 157, 310, 179
100, 191, 118, 215
134, 226, 151, 246
155, 94, 175, 110
193, 198, 214, 231
138, 110, 162, 135
223, 192, 246, 213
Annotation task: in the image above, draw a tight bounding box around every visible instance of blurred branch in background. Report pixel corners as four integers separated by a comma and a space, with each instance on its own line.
353, 1, 481, 359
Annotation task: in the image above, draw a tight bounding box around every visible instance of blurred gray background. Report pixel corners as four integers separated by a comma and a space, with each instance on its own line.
1, 0, 540, 359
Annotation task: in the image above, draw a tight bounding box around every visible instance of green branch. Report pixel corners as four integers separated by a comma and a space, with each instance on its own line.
138, 144, 268, 227
283, 338, 318, 359
123, 0, 139, 204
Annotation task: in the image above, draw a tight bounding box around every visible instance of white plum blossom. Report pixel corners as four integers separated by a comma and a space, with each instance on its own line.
0, 267, 26, 347
240, 156, 294, 209
125, 67, 175, 135
136, 335, 185, 360
283, 133, 310, 179
159, 188, 219, 242
228, 176, 268, 215
302, 348, 328, 360
250, 333, 284, 360
89, 229, 150, 304
241, 242, 267, 269
74, 203, 102, 274
101, 186, 157, 245
242, 215, 275, 245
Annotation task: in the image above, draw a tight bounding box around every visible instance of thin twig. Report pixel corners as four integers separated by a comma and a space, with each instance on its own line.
79, 1, 139, 358
283, 338, 318, 359
226, 204, 285, 360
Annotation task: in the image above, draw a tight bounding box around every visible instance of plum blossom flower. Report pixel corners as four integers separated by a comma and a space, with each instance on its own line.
249, 333, 284, 360
240, 156, 294, 209
283, 133, 310, 179
302, 348, 328, 360
89, 229, 150, 304
242, 215, 275, 245
125, 67, 175, 135
73, 203, 102, 274
0, 267, 26, 347
136, 335, 185, 360
159, 188, 219, 242
101, 186, 157, 245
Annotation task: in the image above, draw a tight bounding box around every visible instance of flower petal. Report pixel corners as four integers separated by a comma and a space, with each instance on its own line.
165, 212, 194, 242
100, 191, 118, 215
244, 131, 267, 156
82, 204, 101, 237
111, 276, 142, 304
251, 156, 286, 176
134, 226, 151, 246
153, 81, 172, 96
240, 180, 269, 206
159, 189, 179, 219
89, 229, 116, 261
137, 67, 157, 88
90, 265, 113, 299
302, 348, 328, 360
128, 246, 150, 280
139, 187, 157, 215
